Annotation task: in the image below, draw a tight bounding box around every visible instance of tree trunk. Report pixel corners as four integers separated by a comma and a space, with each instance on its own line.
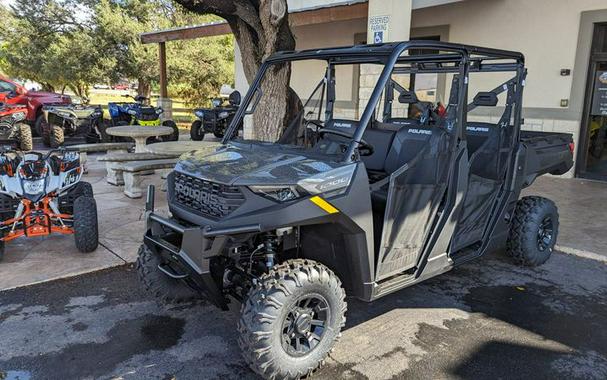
176, 0, 303, 142
137, 80, 151, 98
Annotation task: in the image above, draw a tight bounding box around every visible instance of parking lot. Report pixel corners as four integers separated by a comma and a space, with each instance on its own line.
1, 246, 606, 380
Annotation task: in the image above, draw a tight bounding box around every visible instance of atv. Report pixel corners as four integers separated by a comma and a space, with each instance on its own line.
107, 95, 179, 142
190, 91, 242, 141
0, 103, 33, 151
0, 148, 98, 261
138, 41, 574, 379
41, 102, 106, 148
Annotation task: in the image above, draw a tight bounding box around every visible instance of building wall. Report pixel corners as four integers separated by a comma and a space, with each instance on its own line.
412, 0, 607, 177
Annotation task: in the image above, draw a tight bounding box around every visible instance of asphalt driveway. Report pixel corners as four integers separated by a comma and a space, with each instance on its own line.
1, 249, 606, 380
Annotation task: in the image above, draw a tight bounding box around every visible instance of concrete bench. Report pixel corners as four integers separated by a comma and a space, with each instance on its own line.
120, 159, 178, 198
68, 142, 134, 172
100, 152, 178, 185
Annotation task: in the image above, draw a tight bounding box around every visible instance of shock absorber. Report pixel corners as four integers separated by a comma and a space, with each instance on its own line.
263, 234, 278, 269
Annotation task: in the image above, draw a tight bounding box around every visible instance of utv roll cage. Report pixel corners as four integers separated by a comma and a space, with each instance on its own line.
223, 40, 526, 159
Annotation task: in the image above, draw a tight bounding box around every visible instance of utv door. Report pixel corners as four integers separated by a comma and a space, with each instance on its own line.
375, 126, 452, 280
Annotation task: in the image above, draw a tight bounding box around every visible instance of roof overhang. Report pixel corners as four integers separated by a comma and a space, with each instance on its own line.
140, 0, 466, 44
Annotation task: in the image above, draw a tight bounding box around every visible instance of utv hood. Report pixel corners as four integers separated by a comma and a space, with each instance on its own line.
175, 144, 348, 186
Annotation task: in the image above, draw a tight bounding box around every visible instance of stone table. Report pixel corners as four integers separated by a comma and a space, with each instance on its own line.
105, 126, 174, 153
145, 140, 220, 156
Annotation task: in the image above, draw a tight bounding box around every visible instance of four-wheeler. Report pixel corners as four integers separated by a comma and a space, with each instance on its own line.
0, 148, 98, 261
0, 103, 33, 151
107, 94, 179, 142
190, 91, 242, 141
0, 76, 71, 136
137, 41, 574, 379
40, 103, 106, 148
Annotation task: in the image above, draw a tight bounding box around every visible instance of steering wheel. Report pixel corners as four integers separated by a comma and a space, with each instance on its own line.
318, 128, 375, 156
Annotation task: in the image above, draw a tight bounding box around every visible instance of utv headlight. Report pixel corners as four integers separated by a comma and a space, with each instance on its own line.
23, 179, 45, 194
249, 185, 301, 203
127, 109, 137, 115
218, 111, 229, 119
297, 164, 356, 196
155, 107, 164, 115
194, 110, 205, 118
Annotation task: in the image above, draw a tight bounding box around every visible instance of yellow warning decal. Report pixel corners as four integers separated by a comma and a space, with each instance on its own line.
310, 196, 339, 214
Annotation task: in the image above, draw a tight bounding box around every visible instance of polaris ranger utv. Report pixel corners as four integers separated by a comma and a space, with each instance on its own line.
138, 41, 574, 379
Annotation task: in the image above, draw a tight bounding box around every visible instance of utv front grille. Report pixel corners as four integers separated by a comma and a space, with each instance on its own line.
173, 172, 245, 219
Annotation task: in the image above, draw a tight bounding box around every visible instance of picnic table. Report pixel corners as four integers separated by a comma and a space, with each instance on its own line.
105, 126, 174, 153
145, 140, 220, 156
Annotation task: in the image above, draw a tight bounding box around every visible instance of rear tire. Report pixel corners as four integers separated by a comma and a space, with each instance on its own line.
190, 120, 204, 141
17, 123, 33, 151
34, 114, 45, 136
162, 120, 179, 142
73, 196, 98, 253
507, 196, 558, 266
238, 259, 347, 380
50, 125, 64, 148
136, 244, 198, 304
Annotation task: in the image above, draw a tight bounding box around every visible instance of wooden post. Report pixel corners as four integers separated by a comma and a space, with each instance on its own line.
159, 41, 168, 98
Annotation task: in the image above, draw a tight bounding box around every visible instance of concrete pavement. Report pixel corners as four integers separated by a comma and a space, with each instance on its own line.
0, 249, 605, 379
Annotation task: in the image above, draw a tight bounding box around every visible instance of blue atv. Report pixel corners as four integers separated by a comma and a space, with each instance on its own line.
107, 95, 179, 142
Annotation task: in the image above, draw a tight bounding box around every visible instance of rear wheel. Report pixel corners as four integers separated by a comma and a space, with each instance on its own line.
238, 259, 347, 379
136, 244, 198, 304
34, 114, 45, 136
50, 125, 64, 148
17, 123, 33, 151
507, 196, 558, 266
73, 196, 98, 253
190, 120, 204, 141
162, 120, 179, 142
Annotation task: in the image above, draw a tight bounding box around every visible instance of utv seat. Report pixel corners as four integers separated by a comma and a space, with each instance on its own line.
370, 124, 445, 208
465, 122, 502, 180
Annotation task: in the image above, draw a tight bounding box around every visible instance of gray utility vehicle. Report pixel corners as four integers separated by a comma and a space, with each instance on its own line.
138, 41, 574, 379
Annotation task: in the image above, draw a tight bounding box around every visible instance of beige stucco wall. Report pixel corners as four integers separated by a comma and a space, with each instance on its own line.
412, 0, 607, 110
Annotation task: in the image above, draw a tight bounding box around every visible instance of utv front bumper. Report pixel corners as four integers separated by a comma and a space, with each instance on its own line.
143, 186, 261, 309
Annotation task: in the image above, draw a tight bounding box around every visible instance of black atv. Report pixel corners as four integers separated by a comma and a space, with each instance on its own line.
41, 102, 106, 148
190, 91, 242, 141
138, 41, 574, 379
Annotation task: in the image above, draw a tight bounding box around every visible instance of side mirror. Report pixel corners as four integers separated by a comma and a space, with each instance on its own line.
229, 90, 241, 106
473, 92, 498, 107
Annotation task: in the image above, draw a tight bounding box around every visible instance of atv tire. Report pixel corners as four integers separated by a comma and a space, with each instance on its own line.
59, 182, 93, 214
213, 130, 225, 139
162, 120, 179, 142
50, 125, 64, 148
34, 114, 45, 137
190, 120, 204, 141
136, 244, 198, 304
238, 259, 347, 380
73, 196, 98, 253
17, 123, 33, 151
507, 196, 558, 266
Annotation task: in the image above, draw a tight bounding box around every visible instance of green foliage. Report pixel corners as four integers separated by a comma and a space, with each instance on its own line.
0, 0, 234, 104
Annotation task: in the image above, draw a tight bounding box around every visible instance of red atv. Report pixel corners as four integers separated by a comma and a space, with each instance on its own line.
0, 103, 33, 151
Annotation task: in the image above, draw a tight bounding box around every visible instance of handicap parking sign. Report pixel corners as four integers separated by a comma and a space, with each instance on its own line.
374, 31, 383, 44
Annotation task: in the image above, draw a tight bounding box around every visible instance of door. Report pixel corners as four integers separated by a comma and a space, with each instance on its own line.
578, 24, 607, 180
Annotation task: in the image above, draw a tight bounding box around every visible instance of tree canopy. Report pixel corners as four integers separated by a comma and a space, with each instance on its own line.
0, 0, 234, 106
